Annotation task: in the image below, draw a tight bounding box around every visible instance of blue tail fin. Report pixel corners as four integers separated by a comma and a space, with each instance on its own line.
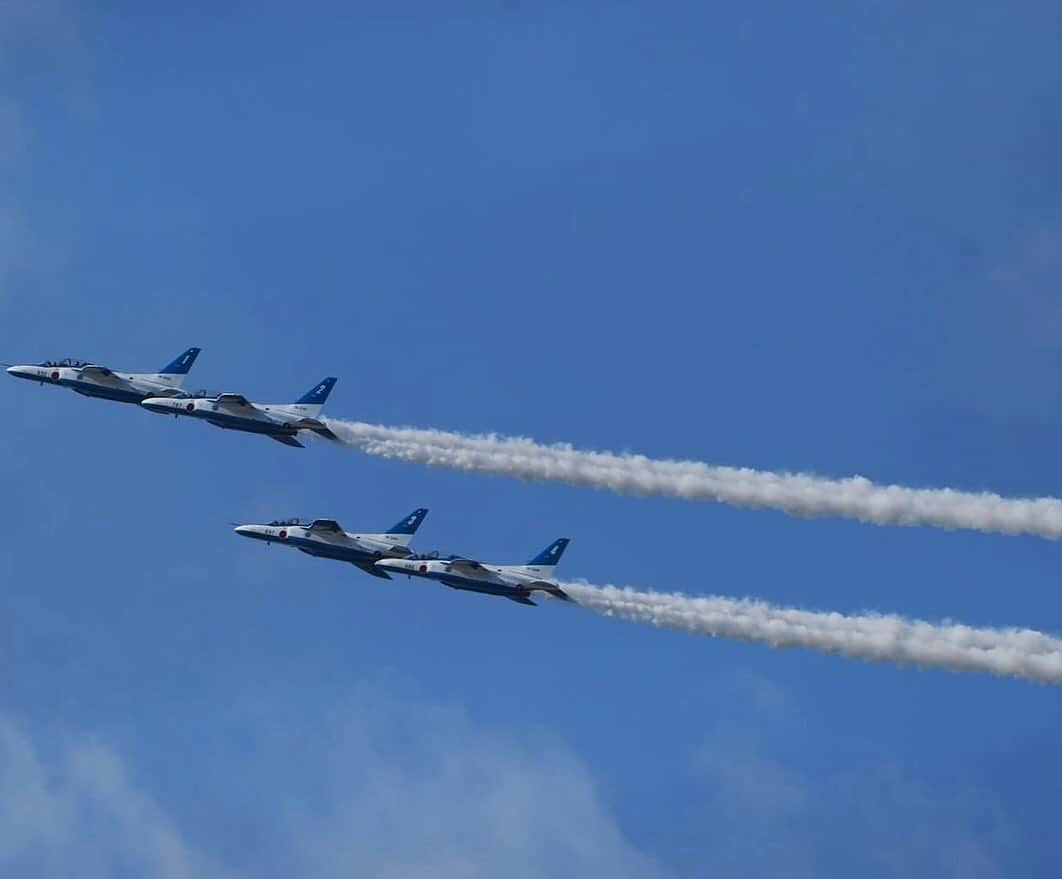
295, 377, 338, 406
386, 508, 429, 536
160, 347, 201, 375
527, 538, 570, 567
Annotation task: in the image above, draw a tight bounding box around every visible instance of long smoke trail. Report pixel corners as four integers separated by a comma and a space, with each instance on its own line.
324, 419, 1062, 539
562, 582, 1062, 684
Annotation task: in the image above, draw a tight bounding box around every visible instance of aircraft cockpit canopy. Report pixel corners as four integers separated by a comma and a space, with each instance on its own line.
38, 358, 90, 368
268, 518, 304, 527
408, 551, 458, 561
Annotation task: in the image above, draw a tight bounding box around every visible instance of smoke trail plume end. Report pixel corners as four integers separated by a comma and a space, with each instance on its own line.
563, 582, 1062, 684
323, 419, 1062, 540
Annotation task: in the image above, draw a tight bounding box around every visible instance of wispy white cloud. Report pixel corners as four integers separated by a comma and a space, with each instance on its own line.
0, 695, 660, 878
0, 719, 225, 878
690, 673, 1013, 878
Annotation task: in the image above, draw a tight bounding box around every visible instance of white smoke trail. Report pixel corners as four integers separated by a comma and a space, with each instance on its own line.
562, 582, 1062, 684
324, 419, 1062, 539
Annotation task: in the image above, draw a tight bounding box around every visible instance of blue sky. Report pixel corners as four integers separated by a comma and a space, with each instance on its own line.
3, 1, 1062, 875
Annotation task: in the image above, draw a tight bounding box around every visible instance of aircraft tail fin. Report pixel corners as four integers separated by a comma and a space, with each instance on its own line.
384, 507, 428, 545
155, 347, 201, 387
527, 538, 569, 568
291, 377, 338, 416
517, 538, 570, 576
363, 507, 429, 547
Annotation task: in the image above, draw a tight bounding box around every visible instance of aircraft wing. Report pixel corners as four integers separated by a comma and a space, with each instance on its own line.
214, 393, 252, 407
354, 561, 392, 580
75, 364, 131, 387
307, 518, 343, 533
447, 558, 491, 578
76, 364, 115, 378
270, 435, 305, 448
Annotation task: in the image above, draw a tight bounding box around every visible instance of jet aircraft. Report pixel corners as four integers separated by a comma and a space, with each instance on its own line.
6, 347, 201, 405
375, 538, 571, 606
142, 377, 338, 447
234, 508, 429, 578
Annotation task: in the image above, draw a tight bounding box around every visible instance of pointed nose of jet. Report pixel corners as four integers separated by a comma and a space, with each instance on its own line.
233, 524, 272, 543
141, 396, 187, 415
7, 365, 39, 381
375, 558, 413, 575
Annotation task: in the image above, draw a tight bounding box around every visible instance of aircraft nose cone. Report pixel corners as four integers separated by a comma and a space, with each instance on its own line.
233, 525, 272, 543
141, 397, 179, 414
6, 365, 33, 379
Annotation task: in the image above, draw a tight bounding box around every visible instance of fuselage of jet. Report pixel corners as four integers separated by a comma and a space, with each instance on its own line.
375, 539, 571, 606
142, 377, 338, 448
6, 348, 200, 405
234, 508, 428, 578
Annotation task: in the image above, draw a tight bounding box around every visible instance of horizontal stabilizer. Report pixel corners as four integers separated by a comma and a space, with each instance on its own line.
508, 595, 537, 606
270, 434, 305, 448
526, 581, 570, 601
292, 417, 338, 440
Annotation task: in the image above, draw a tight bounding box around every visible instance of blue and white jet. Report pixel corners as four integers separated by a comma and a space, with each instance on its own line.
233, 508, 429, 578
374, 538, 571, 606
6, 347, 201, 405
141, 377, 339, 447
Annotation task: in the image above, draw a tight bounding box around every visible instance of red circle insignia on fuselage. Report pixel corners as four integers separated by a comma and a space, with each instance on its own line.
279, 530, 288, 540
51, 371, 59, 381
185, 402, 195, 411
419, 564, 427, 573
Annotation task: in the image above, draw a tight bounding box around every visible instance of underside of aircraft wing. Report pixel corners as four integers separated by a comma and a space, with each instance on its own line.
270, 434, 305, 448
354, 560, 392, 579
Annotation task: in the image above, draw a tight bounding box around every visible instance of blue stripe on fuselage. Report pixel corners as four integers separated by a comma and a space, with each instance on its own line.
243, 531, 378, 565
434, 572, 527, 599
190, 407, 292, 436
64, 380, 149, 404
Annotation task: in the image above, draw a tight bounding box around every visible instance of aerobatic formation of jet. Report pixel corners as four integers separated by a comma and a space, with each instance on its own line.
5, 347, 201, 404
376, 538, 572, 606
10, 347, 578, 609
142, 377, 339, 448
234, 508, 571, 606
233, 508, 429, 578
